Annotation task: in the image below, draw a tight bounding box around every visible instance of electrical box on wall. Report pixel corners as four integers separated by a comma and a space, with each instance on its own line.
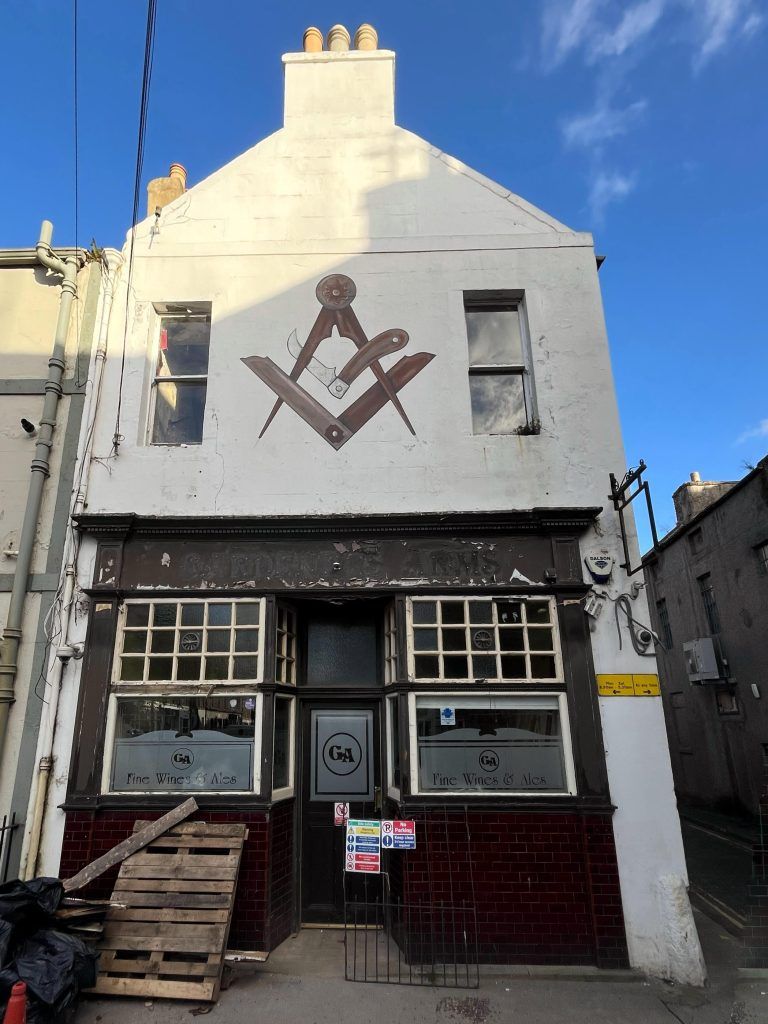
683, 637, 723, 683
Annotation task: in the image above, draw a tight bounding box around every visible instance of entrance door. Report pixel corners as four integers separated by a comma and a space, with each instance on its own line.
300, 701, 381, 923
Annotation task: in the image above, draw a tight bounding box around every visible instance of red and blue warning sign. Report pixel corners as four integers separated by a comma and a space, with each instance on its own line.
381, 820, 416, 850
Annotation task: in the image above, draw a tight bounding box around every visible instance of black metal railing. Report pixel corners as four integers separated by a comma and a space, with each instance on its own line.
344, 897, 479, 988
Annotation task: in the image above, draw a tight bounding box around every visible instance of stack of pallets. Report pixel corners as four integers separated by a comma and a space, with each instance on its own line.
88, 821, 247, 1002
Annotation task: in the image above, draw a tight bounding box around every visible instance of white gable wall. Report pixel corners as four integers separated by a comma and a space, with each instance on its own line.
61, 46, 703, 982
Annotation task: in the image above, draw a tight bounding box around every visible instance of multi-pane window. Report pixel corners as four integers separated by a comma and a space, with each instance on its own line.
698, 574, 721, 634
411, 694, 574, 795
150, 307, 211, 445
107, 599, 265, 794
384, 602, 399, 684
656, 598, 673, 649
756, 541, 768, 575
275, 605, 297, 684
117, 599, 264, 684
464, 293, 538, 435
408, 597, 560, 682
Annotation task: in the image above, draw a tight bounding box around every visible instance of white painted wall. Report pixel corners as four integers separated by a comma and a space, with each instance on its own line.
45, 46, 702, 981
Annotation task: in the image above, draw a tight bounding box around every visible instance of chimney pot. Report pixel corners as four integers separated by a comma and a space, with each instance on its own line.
168, 163, 187, 189
326, 24, 351, 51
303, 26, 323, 52
690, 471, 701, 483
354, 24, 378, 50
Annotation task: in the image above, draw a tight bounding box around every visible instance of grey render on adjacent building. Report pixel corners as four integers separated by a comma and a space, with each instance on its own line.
643, 460, 768, 817
0, 243, 102, 876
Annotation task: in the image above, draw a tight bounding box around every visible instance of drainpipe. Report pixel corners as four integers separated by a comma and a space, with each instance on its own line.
0, 222, 83, 776
20, 246, 123, 879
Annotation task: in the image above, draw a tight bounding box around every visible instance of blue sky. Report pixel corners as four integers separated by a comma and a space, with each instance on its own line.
1, 0, 766, 545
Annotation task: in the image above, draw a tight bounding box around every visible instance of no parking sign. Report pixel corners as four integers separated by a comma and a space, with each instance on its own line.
381, 820, 416, 850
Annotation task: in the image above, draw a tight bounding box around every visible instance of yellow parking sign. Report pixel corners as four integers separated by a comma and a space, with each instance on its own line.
596, 674, 635, 696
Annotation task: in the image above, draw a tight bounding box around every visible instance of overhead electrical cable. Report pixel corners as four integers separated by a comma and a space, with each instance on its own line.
112, 0, 158, 454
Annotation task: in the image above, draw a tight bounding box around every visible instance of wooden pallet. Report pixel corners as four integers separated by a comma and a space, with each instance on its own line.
88, 821, 247, 1001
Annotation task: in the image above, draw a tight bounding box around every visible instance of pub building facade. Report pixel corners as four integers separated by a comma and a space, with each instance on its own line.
29, 26, 704, 981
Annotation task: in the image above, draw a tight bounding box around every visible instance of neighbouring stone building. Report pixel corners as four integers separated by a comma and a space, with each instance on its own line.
20, 25, 704, 982
644, 460, 768, 818
0, 236, 116, 877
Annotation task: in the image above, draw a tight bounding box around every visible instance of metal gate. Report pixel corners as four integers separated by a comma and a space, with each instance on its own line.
344, 894, 479, 988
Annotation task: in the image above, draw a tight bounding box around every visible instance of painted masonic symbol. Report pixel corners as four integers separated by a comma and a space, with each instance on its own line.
241, 274, 435, 450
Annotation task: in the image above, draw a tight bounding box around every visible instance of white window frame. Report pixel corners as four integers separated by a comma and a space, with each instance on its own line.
407, 691, 576, 798
406, 595, 563, 683
384, 600, 399, 684
112, 597, 266, 687
146, 303, 212, 447
104, 597, 266, 796
385, 694, 401, 799
271, 694, 296, 801
275, 604, 298, 685
464, 292, 539, 435
102, 691, 263, 796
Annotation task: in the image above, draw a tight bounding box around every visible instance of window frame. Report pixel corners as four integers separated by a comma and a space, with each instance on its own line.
406, 595, 563, 684
463, 291, 539, 436
147, 304, 212, 447
271, 694, 296, 801
385, 694, 401, 799
656, 598, 673, 649
755, 540, 768, 576
112, 597, 266, 688
697, 574, 721, 635
102, 691, 264, 797
103, 597, 266, 796
407, 690, 577, 798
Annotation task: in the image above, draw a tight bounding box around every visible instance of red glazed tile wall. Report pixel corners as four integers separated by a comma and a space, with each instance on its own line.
396, 811, 628, 967
59, 810, 272, 949
268, 799, 296, 948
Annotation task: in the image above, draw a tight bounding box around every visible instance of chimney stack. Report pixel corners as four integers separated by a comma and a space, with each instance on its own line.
146, 163, 187, 217
672, 471, 737, 524
286, 25, 393, 133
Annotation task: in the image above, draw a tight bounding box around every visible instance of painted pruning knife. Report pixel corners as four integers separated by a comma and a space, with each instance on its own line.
286, 328, 409, 398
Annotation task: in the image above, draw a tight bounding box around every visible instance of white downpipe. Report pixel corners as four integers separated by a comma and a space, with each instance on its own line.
20, 249, 123, 879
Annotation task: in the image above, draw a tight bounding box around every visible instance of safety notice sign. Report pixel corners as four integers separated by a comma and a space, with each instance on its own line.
381, 820, 416, 850
334, 802, 349, 826
345, 819, 381, 873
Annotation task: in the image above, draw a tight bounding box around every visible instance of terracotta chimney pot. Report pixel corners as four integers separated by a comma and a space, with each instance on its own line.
303, 27, 323, 52
326, 24, 350, 51
354, 24, 378, 50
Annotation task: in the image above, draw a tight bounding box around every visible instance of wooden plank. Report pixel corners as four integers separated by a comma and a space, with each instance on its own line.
97, 954, 220, 978
133, 821, 246, 838
63, 799, 198, 893
127, 852, 240, 868
118, 863, 238, 882
146, 831, 246, 847
97, 934, 222, 954
102, 921, 225, 942
90, 977, 216, 1000
225, 950, 269, 963
113, 878, 235, 893
108, 908, 228, 924
108, 891, 230, 909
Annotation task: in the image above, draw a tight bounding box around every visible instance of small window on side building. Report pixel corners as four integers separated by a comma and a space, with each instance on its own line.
464, 293, 538, 435
697, 574, 721, 634
150, 306, 211, 445
656, 598, 673, 649
756, 541, 768, 575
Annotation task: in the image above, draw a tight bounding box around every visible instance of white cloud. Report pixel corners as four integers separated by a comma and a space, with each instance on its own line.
588, 170, 637, 219
539, 0, 764, 70
541, 0, 604, 68
736, 418, 768, 444
684, 0, 765, 68
562, 98, 648, 147
591, 0, 666, 58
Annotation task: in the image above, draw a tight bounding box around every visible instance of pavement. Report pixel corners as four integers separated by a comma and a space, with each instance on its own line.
75, 910, 768, 1024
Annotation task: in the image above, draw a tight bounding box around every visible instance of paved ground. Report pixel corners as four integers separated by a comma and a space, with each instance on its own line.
75, 910, 767, 1024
